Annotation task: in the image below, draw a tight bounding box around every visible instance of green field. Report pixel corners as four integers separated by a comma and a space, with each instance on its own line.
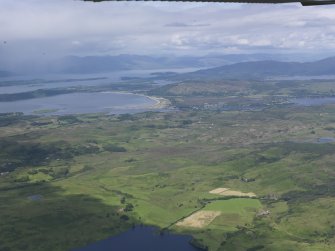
205, 199, 262, 231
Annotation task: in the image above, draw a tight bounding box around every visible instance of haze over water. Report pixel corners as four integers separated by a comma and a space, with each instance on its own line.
0, 92, 157, 115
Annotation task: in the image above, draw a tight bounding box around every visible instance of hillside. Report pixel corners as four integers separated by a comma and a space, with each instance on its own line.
174, 56, 335, 80
0, 53, 326, 75
56, 54, 327, 74
51, 54, 277, 74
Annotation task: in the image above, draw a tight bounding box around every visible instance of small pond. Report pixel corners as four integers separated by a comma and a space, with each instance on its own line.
316, 137, 335, 143
291, 97, 335, 106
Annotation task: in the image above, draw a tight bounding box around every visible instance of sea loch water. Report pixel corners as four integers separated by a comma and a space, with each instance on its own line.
0, 92, 157, 115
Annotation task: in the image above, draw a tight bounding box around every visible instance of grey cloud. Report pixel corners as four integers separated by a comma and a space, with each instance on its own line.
165, 22, 211, 27
0, 0, 335, 69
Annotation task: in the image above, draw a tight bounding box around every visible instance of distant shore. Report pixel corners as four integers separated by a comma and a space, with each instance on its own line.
100, 91, 171, 110
145, 95, 171, 109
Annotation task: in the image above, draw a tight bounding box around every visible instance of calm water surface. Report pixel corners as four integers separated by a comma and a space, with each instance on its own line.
316, 137, 335, 143
291, 97, 335, 106
0, 92, 157, 115
72, 227, 202, 251
0, 68, 201, 94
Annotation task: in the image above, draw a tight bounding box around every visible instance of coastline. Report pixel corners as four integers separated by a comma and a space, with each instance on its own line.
1, 90, 171, 115
145, 95, 171, 109
101, 91, 171, 110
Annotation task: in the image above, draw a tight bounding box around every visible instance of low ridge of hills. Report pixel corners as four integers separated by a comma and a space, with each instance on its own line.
174, 56, 335, 80
0, 53, 320, 76
1, 54, 335, 78
52, 53, 293, 74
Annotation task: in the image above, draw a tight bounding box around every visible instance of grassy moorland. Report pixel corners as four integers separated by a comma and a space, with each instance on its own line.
1, 79, 335, 251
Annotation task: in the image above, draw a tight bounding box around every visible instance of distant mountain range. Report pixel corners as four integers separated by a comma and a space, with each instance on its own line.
51, 53, 322, 74
0, 53, 323, 76
54, 54, 328, 73
172, 56, 335, 80
1, 54, 334, 78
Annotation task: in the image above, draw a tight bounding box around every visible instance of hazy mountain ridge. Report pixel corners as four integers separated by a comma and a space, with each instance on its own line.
173, 56, 335, 80
53, 53, 323, 74
0, 53, 322, 76
0, 54, 332, 77
48, 54, 271, 74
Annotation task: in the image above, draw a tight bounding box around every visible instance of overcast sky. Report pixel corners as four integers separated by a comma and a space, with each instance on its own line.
1, 0, 335, 65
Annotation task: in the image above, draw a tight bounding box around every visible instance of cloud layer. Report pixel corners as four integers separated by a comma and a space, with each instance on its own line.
1, 0, 335, 64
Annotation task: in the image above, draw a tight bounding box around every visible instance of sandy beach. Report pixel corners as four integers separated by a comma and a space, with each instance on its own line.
146, 95, 171, 109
